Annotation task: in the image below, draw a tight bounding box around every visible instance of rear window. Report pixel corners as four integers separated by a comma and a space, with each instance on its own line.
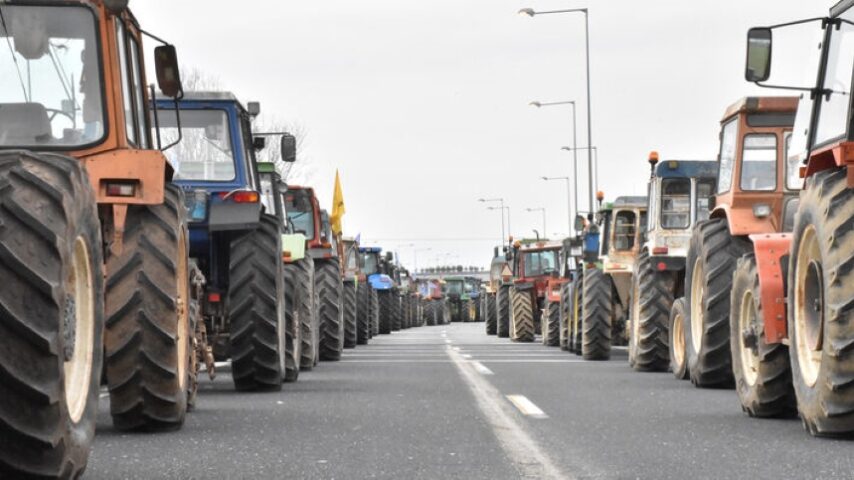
285, 190, 315, 240
740, 134, 777, 192
660, 178, 690, 229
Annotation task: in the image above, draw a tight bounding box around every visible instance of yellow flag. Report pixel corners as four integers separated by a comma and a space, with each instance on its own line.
331, 170, 346, 235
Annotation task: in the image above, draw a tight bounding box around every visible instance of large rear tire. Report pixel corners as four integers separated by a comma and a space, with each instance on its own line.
497, 286, 511, 338
228, 214, 286, 391
0, 152, 103, 479
316, 261, 344, 361
378, 290, 393, 334
542, 298, 561, 347
685, 218, 749, 388
293, 256, 318, 371
559, 282, 571, 350
630, 251, 673, 371
485, 293, 497, 335
343, 281, 358, 349
582, 268, 612, 361
510, 287, 535, 342
105, 184, 192, 428
356, 282, 370, 345
370, 288, 379, 336
670, 298, 689, 380
788, 169, 854, 435
731, 254, 795, 417
282, 262, 302, 382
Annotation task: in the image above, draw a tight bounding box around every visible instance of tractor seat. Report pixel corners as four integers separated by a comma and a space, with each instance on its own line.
0, 103, 52, 145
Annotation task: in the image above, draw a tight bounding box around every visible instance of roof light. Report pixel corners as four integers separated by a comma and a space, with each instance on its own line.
648, 151, 659, 166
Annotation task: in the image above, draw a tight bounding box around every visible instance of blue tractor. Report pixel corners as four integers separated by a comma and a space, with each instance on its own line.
156, 92, 294, 391
360, 247, 399, 334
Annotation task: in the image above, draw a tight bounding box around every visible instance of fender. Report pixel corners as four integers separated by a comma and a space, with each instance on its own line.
749, 233, 791, 345
369, 273, 394, 291
546, 278, 567, 303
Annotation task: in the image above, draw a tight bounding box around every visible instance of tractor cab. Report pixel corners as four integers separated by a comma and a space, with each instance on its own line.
597, 196, 648, 276
360, 247, 395, 291
509, 240, 565, 322
341, 237, 363, 282
285, 186, 338, 262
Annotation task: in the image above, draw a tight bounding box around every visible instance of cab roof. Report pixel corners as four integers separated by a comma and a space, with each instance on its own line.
721, 97, 798, 123
654, 160, 718, 180
359, 247, 382, 254
612, 196, 648, 208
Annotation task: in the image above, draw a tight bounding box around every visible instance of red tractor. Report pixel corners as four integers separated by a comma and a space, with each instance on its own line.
506, 240, 567, 342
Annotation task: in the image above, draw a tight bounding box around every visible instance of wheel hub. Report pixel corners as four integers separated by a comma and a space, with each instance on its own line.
804, 260, 824, 352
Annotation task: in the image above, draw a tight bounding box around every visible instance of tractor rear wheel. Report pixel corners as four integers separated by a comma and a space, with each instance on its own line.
0, 152, 103, 479
485, 293, 497, 335
582, 268, 612, 361
316, 261, 344, 361
293, 256, 318, 371
356, 282, 370, 345
510, 287, 535, 342
685, 218, 750, 388
543, 299, 561, 347
731, 254, 795, 418
569, 276, 584, 355
424, 300, 435, 326
789, 169, 854, 435
497, 286, 511, 338
228, 214, 286, 391
282, 262, 302, 382
343, 281, 358, 349
630, 251, 673, 372
106, 185, 193, 428
670, 298, 689, 380
370, 288, 379, 336
378, 290, 393, 334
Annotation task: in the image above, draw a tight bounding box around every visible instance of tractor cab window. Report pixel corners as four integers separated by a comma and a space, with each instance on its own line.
613, 211, 637, 251
815, 11, 854, 146
740, 134, 777, 191
717, 119, 738, 194
523, 250, 559, 277
285, 190, 316, 240
258, 174, 277, 216
345, 246, 358, 272
696, 180, 716, 222
361, 253, 379, 275
660, 178, 691, 229
158, 109, 236, 181
0, 5, 105, 148
447, 281, 464, 295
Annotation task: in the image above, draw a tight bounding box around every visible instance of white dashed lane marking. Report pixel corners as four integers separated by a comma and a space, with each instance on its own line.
506, 395, 549, 419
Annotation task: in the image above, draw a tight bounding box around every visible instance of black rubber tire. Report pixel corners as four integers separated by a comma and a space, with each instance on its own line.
442, 302, 451, 325
316, 260, 344, 361
370, 288, 379, 336
105, 184, 192, 429
630, 251, 674, 372
788, 169, 854, 435
0, 152, 103, 479
684, 218, 750, 388
542, 299, 561, 347
559, 282, 571, 350
282, 262, 303, 382
510, 287, 535, 342
186, 272, 202, 411
424, 300, 435, 326
378, 290, 394, 334
390, 290, 402, 331
292, 256, 318, 371
730, 254, 795, 418
356, 282, 370, 345
570, 276, 584, 355
485, 293, 497, 335
670, 298, 690, 380
342, 281, 358, 349
228, 214, 286, 391
582, 268, 613, 360
497, 286, 511, 338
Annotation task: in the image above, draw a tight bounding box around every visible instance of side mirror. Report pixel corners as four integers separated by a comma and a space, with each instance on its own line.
252, 137, 266, 150
281, 133, 297, 163
746, 28, 773, 83
385, 252, 394, 262
154, 45, 183, 98
247, 102, 261, 117
574, 215, 586, 233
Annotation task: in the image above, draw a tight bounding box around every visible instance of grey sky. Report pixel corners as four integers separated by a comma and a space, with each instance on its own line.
134, 1, 819, 270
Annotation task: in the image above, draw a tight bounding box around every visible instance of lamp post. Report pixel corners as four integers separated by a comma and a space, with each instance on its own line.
530, 100, 578, 231
520, 7, 595, 213
542, 176, 573, 236
479, 198, 506, 242
526, 207, 547, 239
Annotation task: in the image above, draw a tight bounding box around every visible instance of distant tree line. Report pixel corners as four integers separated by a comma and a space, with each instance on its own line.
417, 265, 484, 274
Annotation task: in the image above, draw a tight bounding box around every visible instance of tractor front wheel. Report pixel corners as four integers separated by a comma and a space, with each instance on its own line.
630, 251, 673, 372
670, 298, 689, 380
582, 268, 612, 361
510, 287, 535, 342
497, 286, 511, 338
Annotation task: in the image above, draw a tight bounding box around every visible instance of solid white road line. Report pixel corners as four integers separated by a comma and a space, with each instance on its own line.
471, 361, 494, 375
506, 395, 548, 419
446, 346, 569, 480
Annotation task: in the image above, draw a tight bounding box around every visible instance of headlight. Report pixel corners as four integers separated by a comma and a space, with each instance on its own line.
753, 204, 772, 218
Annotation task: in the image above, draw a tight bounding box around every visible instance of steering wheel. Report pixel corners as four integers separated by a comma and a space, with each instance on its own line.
45, 108, 76, 123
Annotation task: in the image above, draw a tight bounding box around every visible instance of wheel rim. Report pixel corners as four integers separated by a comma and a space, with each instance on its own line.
739, 288, 760, 386
795, 226, 823, 388
64, 236, 95, 424
176, 229, 189, 391
690, 257, 705, 352
672, 308, 685, 370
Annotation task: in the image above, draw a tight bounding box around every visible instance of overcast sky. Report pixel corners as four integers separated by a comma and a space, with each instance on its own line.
134, 0, 821, 271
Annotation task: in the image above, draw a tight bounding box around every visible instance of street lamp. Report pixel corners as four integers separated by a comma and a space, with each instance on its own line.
520, 6, 595, 213
562, 146, 599, 199
542, 176, 573, 236
526, 207, 547, 239
479, 197, 506, 242
530, 99, 578, 230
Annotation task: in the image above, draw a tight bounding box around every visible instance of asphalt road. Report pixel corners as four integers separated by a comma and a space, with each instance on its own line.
88, 323, 854, 480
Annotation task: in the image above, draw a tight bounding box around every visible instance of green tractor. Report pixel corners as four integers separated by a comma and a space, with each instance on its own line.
444, 276, 475, 322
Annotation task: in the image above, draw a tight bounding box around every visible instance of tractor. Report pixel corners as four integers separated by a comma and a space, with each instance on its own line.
465, 276, 483, 322
286, 186, 344, 361
486, 248, 513, 337
726, 5, 854, 435
680, 97, 797, 389
444, 276, 475, 322
257, 162, 304, 382
569, 196, 647, 360
628, 154, 717, 372
342, 237, 371, 346
361, 247, 398, 334
0, 2, 191, 476
506, 240, 566, 343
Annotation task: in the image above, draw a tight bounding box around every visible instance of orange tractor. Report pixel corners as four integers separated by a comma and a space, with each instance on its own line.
680, 97, 797, 391
0, 1, 189, 477
506, 240, 566, 343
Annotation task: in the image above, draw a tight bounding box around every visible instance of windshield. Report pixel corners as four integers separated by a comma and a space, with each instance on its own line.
613, 211, 637, 251
660, 178, 691, 229
815, 10, 854, 146
0, 5, 104, 148
447, 281, 464, 295
361, 253, 379, 275
740, 134, 777, 191
523, 250, 558, 277
285, 189, 316, 240
157, 109, 236, 181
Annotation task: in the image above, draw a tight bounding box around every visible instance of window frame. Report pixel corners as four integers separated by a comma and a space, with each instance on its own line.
659, 178, 692, 230
739, 133, 779, 192
717, 119, 739, 195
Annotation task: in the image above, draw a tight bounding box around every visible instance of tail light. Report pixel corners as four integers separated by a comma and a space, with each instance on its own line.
208, 292, 221, 303
282, 251, 292, 261
220, 190, 259, 203
105, 181, 137, 197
